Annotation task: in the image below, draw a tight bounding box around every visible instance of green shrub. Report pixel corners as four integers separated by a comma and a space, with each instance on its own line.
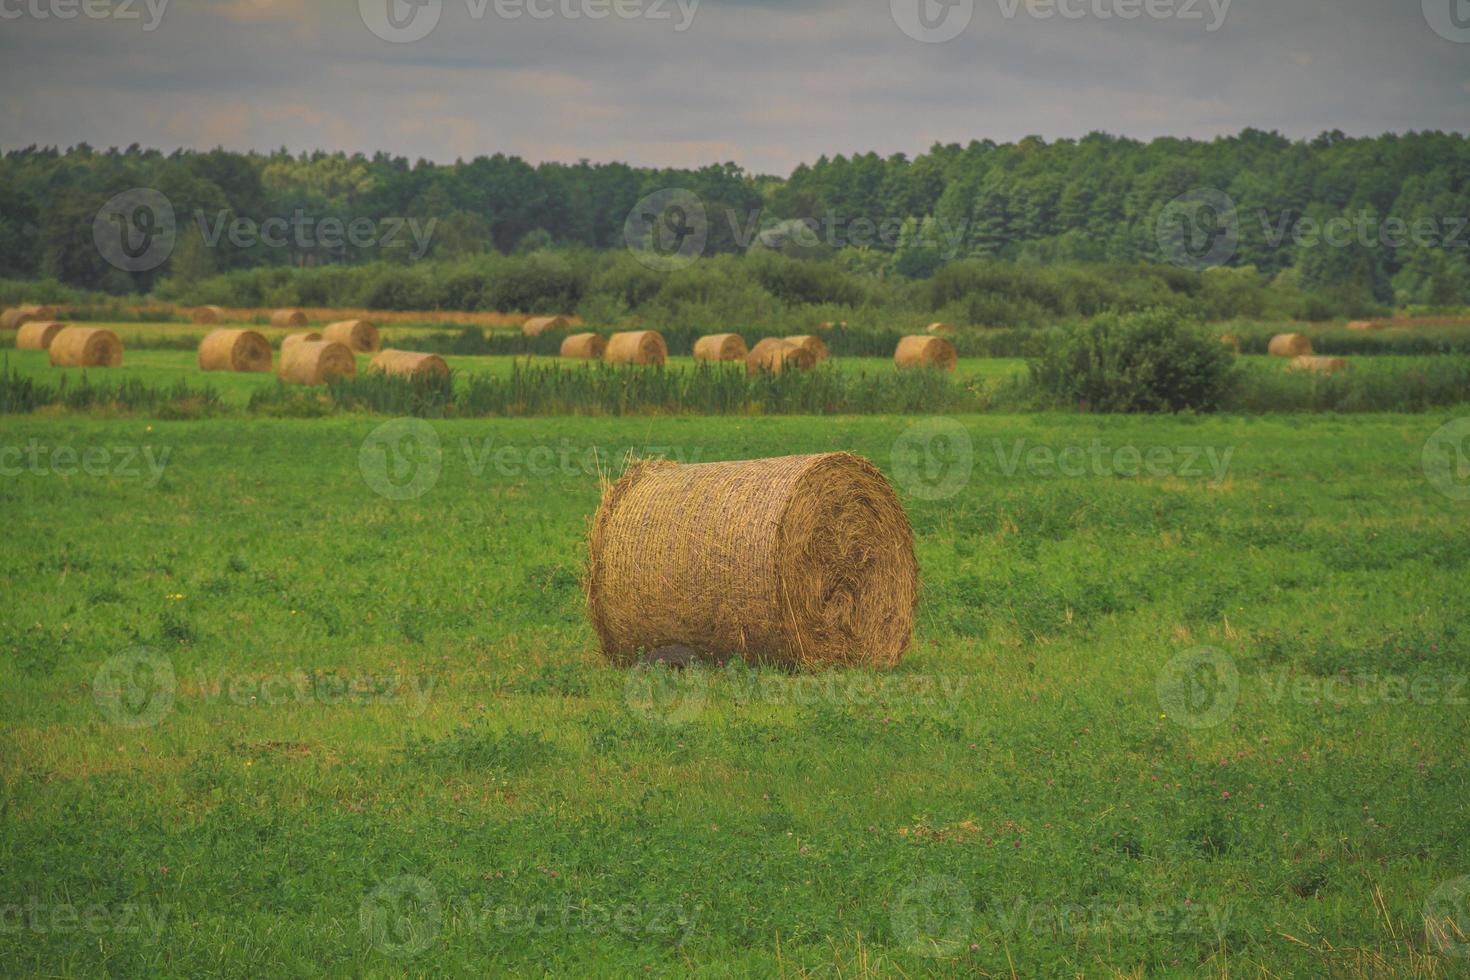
1028, 309, 1237, 412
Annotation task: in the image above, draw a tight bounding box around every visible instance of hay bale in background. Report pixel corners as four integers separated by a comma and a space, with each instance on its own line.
16, 320, 65, 350
784, 335, 830, 364
192, 305, 226, 325
1290, 356, 1348, 374
586, 453, 918, 669
270, 309, 308, 328
322, 319, 380, 353
926, 322, 956, 336
19, 304, 56, 318
604, 330, 667, 366
280, 332, 322, 354
1346, 320, 1385, 332
1, 308, 37, 330
747, 339, 815, 376
524, 315, 571, 337
894, 335, 958, 372
198, 329, 272, 373
278, 340, 356, 385
1268, 333, 1313, 357
693, 333, 748, 362
369, 349, 449, 381
560, 333, 608, 360
816, 321, 847, 332
49, 327, 122, 368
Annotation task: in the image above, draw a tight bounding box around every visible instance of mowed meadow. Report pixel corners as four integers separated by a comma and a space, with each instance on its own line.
3, 315, 1470, 976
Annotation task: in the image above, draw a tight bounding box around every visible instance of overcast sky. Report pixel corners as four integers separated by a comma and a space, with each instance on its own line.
1, 0, 1467, 175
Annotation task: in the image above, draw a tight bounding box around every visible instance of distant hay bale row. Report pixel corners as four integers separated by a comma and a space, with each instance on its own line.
279, 340, 355, 386
1268, 333, 1313, 357
370, 349, 448, 381
895, 335, 957, 372
1346, 320, 1386, 332
585, 452, 919, 669
560, 333, 608, 360
50, 327, 122, 368
199, 329, 272, 373
323, 319, 380, 353
17, 321, 66, 351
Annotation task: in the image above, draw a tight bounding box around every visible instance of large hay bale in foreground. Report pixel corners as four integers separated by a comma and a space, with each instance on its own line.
524, 315, 571, 337
693, 333, 748, 362
1290, 355, 1348, 374
926, 322, 956, 336
49, 327, 122, 367
785, 335, 830, 364
894, 335, 957, 372
270, 308, 308, 328
604, 330, 667, 366
1, 308, 37, 330
1268, 333, 1313, 357
198, 329, 272, 373
322, 319, 380, 353
280, 332, 322, 354
746, 338, 815, 376
369, 349, 449, 382
560, 333, 608, 360
278, 340, 355, 385
16, 320, 65, 350
192, 305, 226, 325
586, 453, 919, 669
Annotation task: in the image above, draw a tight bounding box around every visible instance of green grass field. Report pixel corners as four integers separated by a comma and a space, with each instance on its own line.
3, 406, 1469, 976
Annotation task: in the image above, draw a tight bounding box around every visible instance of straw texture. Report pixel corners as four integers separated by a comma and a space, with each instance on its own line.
270, 309, 308, 328
192, 305, 225, 325
49, 327, 122, 367
524, 315, 571, 337
693, 333, 748, 362
198, 329, 272, 372
604, 330, 667, 366
369, 349, 449, 381
894, 335, 958, 372
16, 320, 65, 350
1268, 333, 1313, 357
1, 308, 37, 330
746, 339, 815, 376
586, 453, 919, 670
322, 319, 380, 353
561, 333, 608, 360
784, 335, 830, 364
278, 340, 356, 385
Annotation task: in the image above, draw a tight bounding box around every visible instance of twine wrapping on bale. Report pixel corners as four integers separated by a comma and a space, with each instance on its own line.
894, 335, 958, 372
747, 339, 815, 376
198, 329, 272, 373
270, 309, 308, 328
604, 330, 667, 366
524, 315, 571, 337
1346, 320, 1385, 332
1290, 355, 1348, 374
322, 319, 380, 353
785, 335, 830, 364
49, 327, 122, 368
280, 332, 322, 354
586, 453, 919, 669
693, 333, 748, 363
560, 333, 608, 360
926, 322, 956, 336
1, 308, 37, 330
1268, 333, 1313, 358
369, 349, 449, 382
278, 340, 356, 385
16, 321, 65, 350
192, 305, 225, 325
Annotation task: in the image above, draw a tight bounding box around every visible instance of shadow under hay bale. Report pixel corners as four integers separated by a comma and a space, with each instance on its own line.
894, 335, 957, 372
198, 329, 272, 373
586, 453, 918, 670
693, 333, 748, 362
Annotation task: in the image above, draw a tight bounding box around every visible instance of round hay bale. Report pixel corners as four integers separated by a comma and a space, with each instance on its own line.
1268, 333, 1313, 357
19, 304, 56, 319
693, 333, 748, 362
784, 335, 830, 364
280, 332, 323, 354
586, 453, 919, 669
1289, 355, 1348, 374
560, 333, 608, 360
1346, 320, 1385, 332
49, 327, 122, 368
198, 328, 272, 373
278, 340, 356, 386
369, 349, 449, 382
16, 320, 66, 350
270, 309, 308, 328
604, 330, 667, 366
524, 315, 572, 337
894, 335, 958, 372
192, 305, 226, 325
926, 322, 956, 336
322, 319, 380, 353
1, 308, 37, 331
746, 339, 815, 376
